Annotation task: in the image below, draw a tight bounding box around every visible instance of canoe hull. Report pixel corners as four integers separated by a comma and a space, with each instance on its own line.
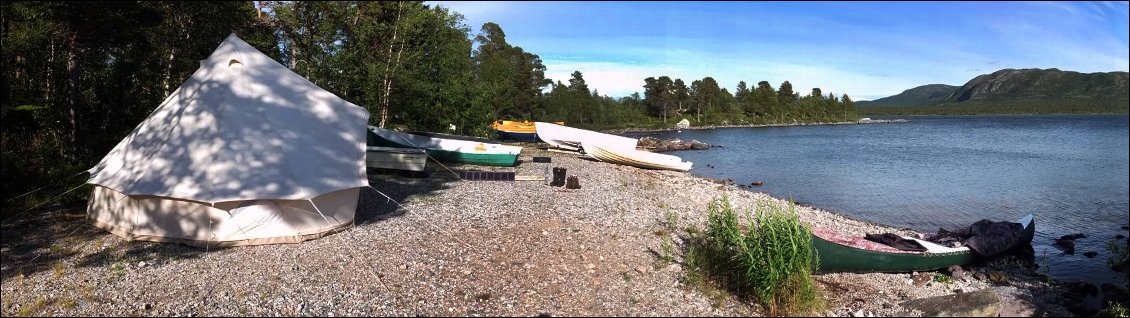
368, 126, 520, 167
813, 214, 1035, 273
813, 236, 978, 273
425, 148, 519, 167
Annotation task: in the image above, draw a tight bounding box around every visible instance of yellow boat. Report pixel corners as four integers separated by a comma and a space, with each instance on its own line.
491, 120, 562, 141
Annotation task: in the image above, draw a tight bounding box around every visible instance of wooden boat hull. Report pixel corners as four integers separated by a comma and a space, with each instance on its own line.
813, 214, 1035, 273
582, 141, 692, 172
366, 146, 427, 172
368, 126, 521, 167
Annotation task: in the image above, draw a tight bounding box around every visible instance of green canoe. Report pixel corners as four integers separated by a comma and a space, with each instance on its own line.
367, 126, 521, 167
812, 214, 1035, 274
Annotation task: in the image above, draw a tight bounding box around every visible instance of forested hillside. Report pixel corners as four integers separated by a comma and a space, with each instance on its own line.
858, 69, 1129, 115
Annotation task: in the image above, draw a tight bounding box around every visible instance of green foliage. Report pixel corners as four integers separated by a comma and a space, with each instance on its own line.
1102, 301, 1129, 317
685, 196, 824, 316
660, 236, 675, 263
933, 273, 953, 284
1108, 238, 1129, 273
665, 209, 680, 229
14, 296, 51, 317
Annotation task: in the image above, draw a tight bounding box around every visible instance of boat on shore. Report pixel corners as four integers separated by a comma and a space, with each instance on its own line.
811, 214, 1035, 273
582, 141, 693, 172
368, 126, 521, 167
365, 146, 427, 172
407, 131, 497, 143
491, 120, 539, 141
534, 122, 638, 152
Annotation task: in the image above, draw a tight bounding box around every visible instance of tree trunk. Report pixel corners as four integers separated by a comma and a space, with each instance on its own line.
46, 36, 55, 105
378, 2, 405, 128
162, 18, 190, 97
66, 29, 79, 161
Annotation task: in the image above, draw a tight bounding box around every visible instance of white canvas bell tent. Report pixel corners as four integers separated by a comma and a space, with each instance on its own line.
85, 33, 370, 247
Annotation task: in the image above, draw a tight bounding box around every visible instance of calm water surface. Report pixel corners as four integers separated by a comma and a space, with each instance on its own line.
631, 115, 1129, 286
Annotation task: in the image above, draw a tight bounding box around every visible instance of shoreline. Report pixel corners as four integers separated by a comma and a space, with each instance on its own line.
605, 118, 909, 135
0, 147, 1074, 316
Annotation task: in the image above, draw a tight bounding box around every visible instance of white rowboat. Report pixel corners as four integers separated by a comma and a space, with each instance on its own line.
534, 122, 638, 152
582, 141, 693, 172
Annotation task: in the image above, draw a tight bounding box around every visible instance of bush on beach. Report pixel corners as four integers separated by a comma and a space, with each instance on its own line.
683, 195, 824, 316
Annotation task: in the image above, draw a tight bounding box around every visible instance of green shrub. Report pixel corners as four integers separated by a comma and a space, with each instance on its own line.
1108, 238, 1129, 273
687, 195, 824, 316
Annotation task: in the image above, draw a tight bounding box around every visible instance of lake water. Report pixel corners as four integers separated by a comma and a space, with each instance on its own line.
629, 115, 1129, 286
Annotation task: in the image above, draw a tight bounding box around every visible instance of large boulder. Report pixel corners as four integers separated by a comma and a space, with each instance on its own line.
899, 288, 1001, 317
637, 136, 715, 152
676, 118, 690, 129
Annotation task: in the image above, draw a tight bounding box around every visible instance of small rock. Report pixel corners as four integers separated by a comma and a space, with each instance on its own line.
1116, 234, 1125, 240
1101, 282, 1130, 305
988, 271, 1010, 284
1060, 233, 1086, 240
138, 261, 148, 268
972, 271, 988, 281
900, 288, 1001, 317
912, 272, 933, 286
853, 309, 865, 317
565, 176, 581, 189
1065, 281, 1099, 297
635, 266, 648, 274
584, 263, 595, 270
1053, 238, 1076, 254
1082, 251, 1098, 258
947, 265, 965, 280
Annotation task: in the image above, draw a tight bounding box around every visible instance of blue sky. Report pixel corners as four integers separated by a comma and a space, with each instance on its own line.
429, 1, 1130, 101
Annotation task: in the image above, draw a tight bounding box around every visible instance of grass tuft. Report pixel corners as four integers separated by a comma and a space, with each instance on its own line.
15, 296, 51, 317
683, 195, 824, 316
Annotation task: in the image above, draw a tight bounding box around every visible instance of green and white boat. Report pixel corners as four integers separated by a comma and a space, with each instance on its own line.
811, 214, 1035, 273
367, 126, 521, 167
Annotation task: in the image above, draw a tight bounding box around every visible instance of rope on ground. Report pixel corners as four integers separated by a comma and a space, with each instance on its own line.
308, 198, 391, 294
364, 185, 474, 250
2, 181, 89, 225
4, 170, 88, 203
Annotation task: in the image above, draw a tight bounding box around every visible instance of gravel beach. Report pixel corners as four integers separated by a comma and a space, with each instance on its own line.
1, 146, 1076, 316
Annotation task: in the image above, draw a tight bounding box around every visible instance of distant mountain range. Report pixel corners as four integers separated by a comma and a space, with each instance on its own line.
857, 68, 1129, 113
